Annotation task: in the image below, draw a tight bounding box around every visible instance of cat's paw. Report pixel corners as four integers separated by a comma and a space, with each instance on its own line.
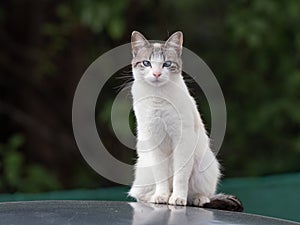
168, 195, 187, 206
192, 194, 210, 206
150, 193, 170, 204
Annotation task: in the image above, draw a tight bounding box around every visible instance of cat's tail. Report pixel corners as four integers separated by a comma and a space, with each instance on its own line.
202, 194, 244, 212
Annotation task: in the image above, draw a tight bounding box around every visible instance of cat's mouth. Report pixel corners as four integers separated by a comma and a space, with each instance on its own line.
152, 78, 161, 83
148, 77, 167, 86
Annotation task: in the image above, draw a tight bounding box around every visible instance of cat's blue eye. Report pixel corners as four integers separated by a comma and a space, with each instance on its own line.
142, 60, 151, 67
163, 61, 172, 67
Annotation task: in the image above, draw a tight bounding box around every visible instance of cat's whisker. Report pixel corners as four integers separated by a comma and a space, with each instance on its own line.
113, 79, 134, 93
115, 76, 133, 80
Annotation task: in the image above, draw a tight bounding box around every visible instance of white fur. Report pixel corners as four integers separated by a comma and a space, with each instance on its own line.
129, 32, 221, 206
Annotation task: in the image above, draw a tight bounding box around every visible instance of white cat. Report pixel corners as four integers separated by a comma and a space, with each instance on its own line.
128, 31, 242, 210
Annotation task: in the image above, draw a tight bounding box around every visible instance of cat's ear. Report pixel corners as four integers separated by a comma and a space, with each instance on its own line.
131, 31, 150, 57
165, 31, 183, 56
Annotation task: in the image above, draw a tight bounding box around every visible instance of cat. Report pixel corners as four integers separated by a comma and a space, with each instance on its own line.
128, 31, 243, 211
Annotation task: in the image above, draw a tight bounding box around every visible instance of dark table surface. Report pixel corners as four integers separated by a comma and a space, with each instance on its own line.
0, 200, 299, 225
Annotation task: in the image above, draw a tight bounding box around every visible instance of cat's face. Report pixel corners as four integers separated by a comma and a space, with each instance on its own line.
131, 31, 183, 87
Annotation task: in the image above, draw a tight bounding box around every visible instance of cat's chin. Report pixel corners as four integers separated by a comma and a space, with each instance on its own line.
146, 78, 168, 87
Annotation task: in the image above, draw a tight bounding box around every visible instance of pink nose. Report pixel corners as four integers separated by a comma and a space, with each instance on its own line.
153, 72, 161, 78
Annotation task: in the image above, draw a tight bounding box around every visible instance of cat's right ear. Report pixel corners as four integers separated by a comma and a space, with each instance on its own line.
131, 31, 150, 57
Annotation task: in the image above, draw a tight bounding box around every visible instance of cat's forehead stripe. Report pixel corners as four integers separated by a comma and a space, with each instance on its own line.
150, 43, 165, 61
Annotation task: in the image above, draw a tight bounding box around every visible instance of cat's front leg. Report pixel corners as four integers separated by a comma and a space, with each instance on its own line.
169, 136, 195, 206
149, 148, 171, 204
129, 155, 155, 203
168, 160, 193, 206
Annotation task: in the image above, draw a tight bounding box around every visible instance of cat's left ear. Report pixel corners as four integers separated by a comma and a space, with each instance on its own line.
165, 31, 183, 56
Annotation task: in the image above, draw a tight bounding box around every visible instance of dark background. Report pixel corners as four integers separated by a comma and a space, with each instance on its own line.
1, 0, 300, 193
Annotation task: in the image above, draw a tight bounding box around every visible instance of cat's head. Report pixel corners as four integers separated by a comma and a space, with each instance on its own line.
131, 31, 183, 87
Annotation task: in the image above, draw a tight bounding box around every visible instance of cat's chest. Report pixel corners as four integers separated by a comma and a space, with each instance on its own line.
136, 97, 176, 116
134, 98, 180, 132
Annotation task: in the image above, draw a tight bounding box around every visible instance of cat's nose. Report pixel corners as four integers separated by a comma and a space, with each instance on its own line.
153, 72, 161, 78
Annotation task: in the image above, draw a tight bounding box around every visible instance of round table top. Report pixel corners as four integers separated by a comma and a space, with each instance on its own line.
0, 200, 298, 225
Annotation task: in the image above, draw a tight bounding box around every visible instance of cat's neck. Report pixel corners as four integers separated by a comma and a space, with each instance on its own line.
131, 75, 193, 114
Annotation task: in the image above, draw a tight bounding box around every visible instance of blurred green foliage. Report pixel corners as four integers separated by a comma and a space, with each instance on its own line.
222, 0, 300, 176
75, 0, 128, 39
0, 0, 299, 193
0, 135, 61, 192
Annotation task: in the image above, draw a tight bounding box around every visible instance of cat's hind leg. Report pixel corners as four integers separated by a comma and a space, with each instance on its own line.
188, 148, 221, 206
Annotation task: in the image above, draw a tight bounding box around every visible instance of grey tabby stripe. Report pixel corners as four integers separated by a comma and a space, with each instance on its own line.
150, 45, 165, 61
